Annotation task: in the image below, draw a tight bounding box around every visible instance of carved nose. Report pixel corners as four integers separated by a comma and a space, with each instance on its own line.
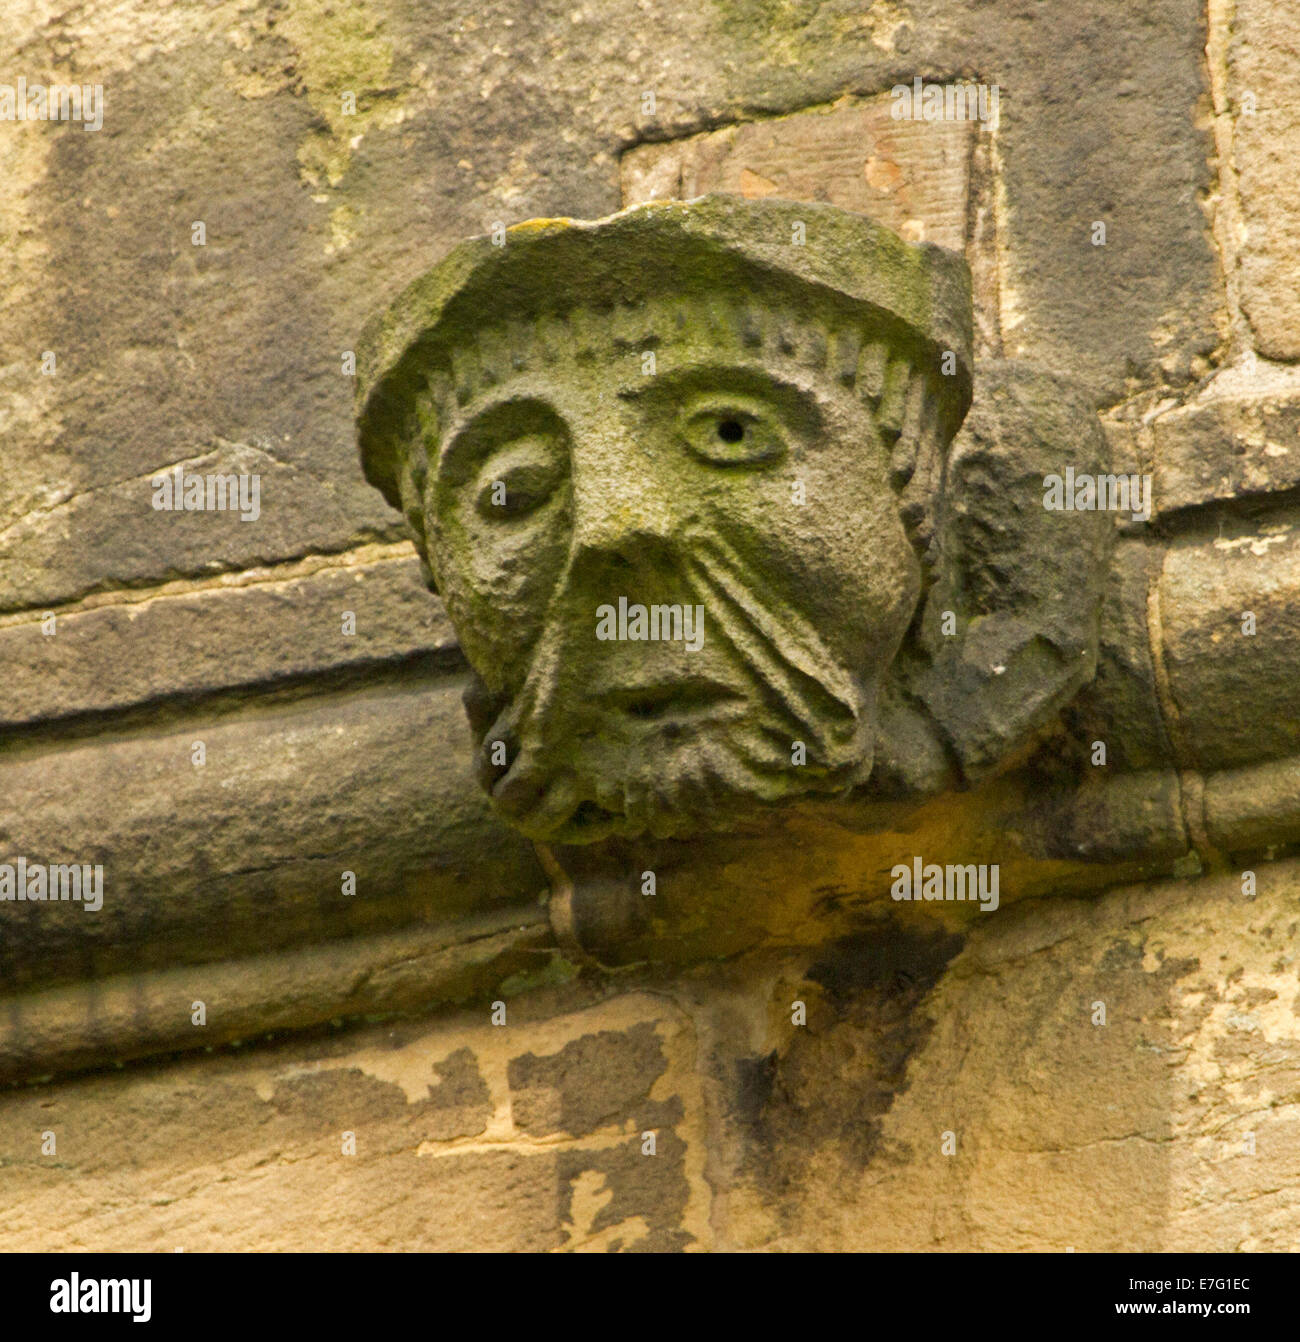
568, 469, 676, 565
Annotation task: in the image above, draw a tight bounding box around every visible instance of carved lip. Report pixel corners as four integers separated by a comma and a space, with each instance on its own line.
596, 677, 745, 723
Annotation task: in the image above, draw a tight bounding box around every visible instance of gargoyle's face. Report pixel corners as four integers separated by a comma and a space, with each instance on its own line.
425, 313, 922, 843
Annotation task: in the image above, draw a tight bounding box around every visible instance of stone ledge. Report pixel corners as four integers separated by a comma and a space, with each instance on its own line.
0, 544, 457, 732
1151, 375, 1300, 514
0, 675, 543, 996
0, 907, 552, 1088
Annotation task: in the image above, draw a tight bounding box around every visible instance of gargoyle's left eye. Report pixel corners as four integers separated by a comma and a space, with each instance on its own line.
679, 397, 789, 467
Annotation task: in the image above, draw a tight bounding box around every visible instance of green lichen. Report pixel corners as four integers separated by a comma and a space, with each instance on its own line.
276, 0, 398, 188
498, 954, 582, 998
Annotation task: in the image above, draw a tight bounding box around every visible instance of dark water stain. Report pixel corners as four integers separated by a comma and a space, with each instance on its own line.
740, 923, 965, 1199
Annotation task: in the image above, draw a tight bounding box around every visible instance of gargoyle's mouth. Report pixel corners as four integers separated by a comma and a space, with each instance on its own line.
597, 678, 744, 722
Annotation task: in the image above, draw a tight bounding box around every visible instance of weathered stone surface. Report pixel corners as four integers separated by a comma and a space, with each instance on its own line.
0, 543, 455, 729
1151, 372, 1300, 513
1067, 539, 1175, 774
0, 0, 1222, 617
0, 674, 543, 993
0, 439, 385, 617
1159, 518, 1300, 771
0, 0, 1291, 1259
717, 860, 1300, 1251
1226, 0, 1300, 360
621, 93, 1004, 356
621, 93, 982, 254
508, 1022, 668, 1137
0, 994, 708, 1251
1205, 756, 1300, 853
1019, 767, 1189, 866
5, 863, 1300, 1251
0, 913, 551, 1086
904, 359, 1113, 786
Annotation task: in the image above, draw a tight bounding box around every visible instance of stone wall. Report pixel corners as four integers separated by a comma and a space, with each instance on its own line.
6, 860, 1299, 1252
2, 0, 1299, 1250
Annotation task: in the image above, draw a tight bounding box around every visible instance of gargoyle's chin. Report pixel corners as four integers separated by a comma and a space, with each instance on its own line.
485, 708, 876, 845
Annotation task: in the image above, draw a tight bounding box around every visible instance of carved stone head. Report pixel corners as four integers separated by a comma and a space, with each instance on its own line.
357, 196, 976, 843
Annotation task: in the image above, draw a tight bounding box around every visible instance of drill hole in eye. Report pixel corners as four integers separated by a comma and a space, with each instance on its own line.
717, 419, 744, 444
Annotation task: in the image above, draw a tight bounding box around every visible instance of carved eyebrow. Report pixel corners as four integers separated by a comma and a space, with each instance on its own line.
618, 362, 824, 434
618, 362, 811, 401
438, 396, 568, 485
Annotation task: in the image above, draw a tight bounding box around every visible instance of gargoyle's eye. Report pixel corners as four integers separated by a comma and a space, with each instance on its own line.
679, 396, 789, 466
473, 436, 564, 519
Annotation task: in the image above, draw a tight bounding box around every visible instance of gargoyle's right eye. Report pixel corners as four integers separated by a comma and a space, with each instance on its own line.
473, 436, 564, 520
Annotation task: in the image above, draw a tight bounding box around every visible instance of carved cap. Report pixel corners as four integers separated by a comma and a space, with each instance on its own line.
355, 194, 974, 512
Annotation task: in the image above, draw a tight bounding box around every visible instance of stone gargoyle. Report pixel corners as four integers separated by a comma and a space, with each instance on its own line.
356, 195, 1298, 865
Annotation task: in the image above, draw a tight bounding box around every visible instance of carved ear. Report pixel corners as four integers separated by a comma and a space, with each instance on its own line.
387, 388, 437, 593
884, 351, 958, 562
399, 450, 438, 593
875, 360, 1115, 794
